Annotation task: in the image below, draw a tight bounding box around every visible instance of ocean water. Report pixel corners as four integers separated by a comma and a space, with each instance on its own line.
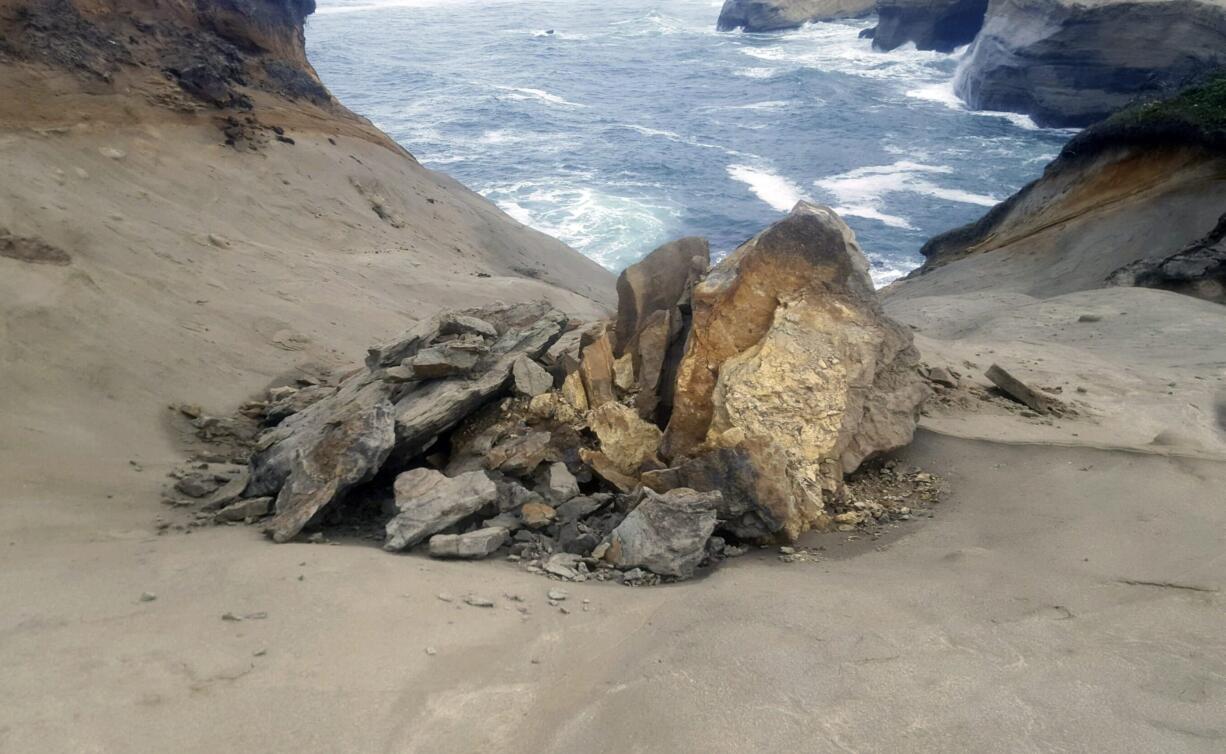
307, 0, 1075, 283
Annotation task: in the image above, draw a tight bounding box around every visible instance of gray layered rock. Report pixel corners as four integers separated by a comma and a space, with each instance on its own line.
716, 0, 875, 31
384, 468, 498, 551
251, 378, 396, 543
391, 303, 567, 460
1108, 213, 1226, 304
215, 496, 273, 523
605, 488, 720, 579
428, 527, 509, 559
955, 0, 1226, 128
872, 0, 988, 53
541, 462, 580, 503
511, 356, 553, 397
641, 447, 780, 541
247, 301, 566, 543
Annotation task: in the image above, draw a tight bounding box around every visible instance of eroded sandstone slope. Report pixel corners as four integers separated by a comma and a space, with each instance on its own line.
0, 0, 615, 494
885, 79, 1226, 457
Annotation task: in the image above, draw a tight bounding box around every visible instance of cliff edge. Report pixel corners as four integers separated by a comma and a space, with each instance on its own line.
954, 0, 1226, 128
0, 0, 615, 501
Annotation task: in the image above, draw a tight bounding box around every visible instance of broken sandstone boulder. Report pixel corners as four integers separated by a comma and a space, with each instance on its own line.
661, 202, 928, 540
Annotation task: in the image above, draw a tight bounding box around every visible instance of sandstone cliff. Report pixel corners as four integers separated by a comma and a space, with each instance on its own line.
716, 0, 874, 32
0, 0, 614, 498
884, 77, 1226, 457
914, 75, 1226, 289
871, 0, 988, 52
954, 0, 1226, 127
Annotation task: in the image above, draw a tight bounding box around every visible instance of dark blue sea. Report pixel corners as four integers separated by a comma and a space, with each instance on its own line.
307, 0, 1075, 284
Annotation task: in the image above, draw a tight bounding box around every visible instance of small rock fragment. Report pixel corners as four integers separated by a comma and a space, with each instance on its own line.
214, 496, 272, 523
512, 356, 554, 397
985, 364, 1064, 415
521, 501, 557, 529
464, 595, 495, 608
428, 527, 510, 559
542, 462, 579, 503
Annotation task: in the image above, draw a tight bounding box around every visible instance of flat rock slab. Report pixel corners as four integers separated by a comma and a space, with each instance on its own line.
428, 527, 509, 559
384, 469, 498, 551
986, 364, 1064, 415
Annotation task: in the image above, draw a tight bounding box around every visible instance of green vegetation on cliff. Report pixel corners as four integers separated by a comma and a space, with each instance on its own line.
1065, 72, 1226, 158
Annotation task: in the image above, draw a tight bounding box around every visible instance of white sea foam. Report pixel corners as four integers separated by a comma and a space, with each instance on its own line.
727, 164, 809, 213
703, 100, 793, 112
739, 20, 950, 83
482, 179, 681, 270
904, 80, 1082, 132
814, 161, 999, 229
621, 124, 750, 158
733, 67, 780, 79
491, 85, 587, 108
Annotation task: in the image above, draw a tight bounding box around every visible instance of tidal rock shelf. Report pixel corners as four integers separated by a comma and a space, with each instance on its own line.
166, 203, 933, 583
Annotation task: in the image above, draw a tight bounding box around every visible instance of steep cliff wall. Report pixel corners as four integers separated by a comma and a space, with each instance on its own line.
954, 0, 1226, 128
871, 0, 988, 53
716, 0, 874, 32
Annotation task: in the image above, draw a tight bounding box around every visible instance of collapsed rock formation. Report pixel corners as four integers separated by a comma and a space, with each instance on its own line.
193, 204, 926, 582
716, 0, 874, 32
870, 0, 988, 53
954, 0, 1226, 128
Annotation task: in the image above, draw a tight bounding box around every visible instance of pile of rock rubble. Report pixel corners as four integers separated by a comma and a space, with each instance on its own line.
167, 203, 931, 582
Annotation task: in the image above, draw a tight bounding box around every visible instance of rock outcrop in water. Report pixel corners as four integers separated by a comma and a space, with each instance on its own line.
184, 205, 928, 581
716, 0, 874, 31
870, 0, 988, 52
954, 0, 1226, 128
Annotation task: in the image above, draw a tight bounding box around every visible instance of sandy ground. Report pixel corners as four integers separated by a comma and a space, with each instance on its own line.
2, 430, 1223, 753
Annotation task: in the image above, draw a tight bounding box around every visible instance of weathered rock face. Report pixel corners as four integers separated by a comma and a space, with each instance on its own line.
662, 202, 928, 540
955, 0, 1226, 128
1108, 212, 1226, 304
605, 488, 720, 578
613, 237, 709, 354
0, 0, 332, 111
716, 0, 875, 31
872, 0, 988, 53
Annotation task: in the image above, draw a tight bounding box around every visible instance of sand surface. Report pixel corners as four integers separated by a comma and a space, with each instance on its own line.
2, 431, 1223, 752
